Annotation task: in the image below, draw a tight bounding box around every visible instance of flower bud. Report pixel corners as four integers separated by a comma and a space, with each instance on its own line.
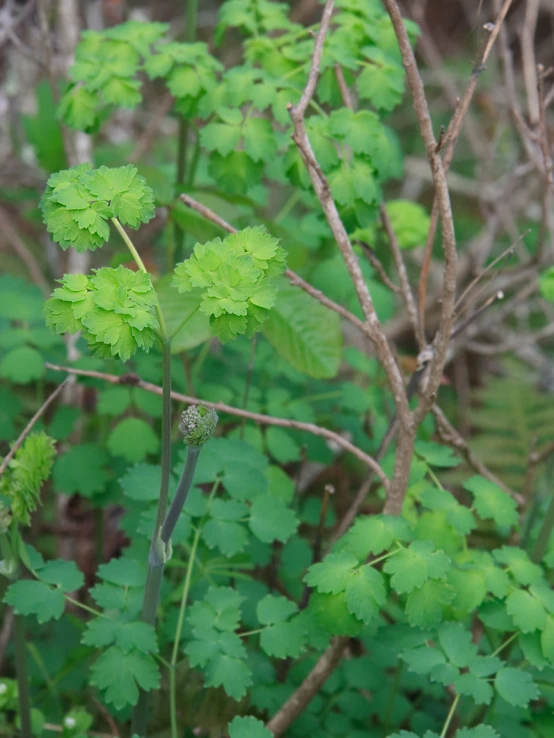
179, 405, 218, 445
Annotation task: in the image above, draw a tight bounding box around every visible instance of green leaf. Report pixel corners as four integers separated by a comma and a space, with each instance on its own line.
4, 580, 65, 623
494, 667, 539, 708
401, 646, 445, 674
420, 486, 476, 535
305, 551, 359, 595
58, 85, 100, 131
263, 281, 342, 378
53, 443, 109, 498
155, 279, 210, 352
228, 716, 272, 738
120, 463, 164, 501
344, 565, 386, 623
454, 673, 494, 705
447, 568, 487, 616
39, 559, 84, 592
493, 546, 543, 585
203, 519, 248, 557
438, 622, 478, 667
97, 387, 132, 415
90, 646, 160, 710
386, 201, 430, 250
405, 579, 455, 628
257, 594, 297, 624
541, 614, 554, 661
22, 82, 66, 173
384, 540, 451, 594
310, 591, 363, 637
339, 515, 412, 560
97, 558, 146, 588
415, 440, 459, 468
506, 589, 546, 633
328, 158, 379, 207
463, 476, 518, 528
2, 431, 56, 525
260, 618, 306, 659
249, 494, 298, 543
204, 651, 252, 700
357, 50, 404, 111
265, 426, 300, 463
0, 346, 44, 384
189, 587, 244, 633
82, 617, 157, 654
456, 728, 500, 738
539, 265, 554, 301
107, 418, 160, 462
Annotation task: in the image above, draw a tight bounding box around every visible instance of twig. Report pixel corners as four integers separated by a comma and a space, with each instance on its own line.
382, 0, 457, 426
355, 240, 401, 294
266, 637, 348, 736
432, 405, 524, 505
334, 64, 354, 109
453, 242, 518, 313
417, 0, 513, 339
0, 378, 70, 479
44, 364, 391, 490
380, 204, 420, 344
521, 0, 540, 125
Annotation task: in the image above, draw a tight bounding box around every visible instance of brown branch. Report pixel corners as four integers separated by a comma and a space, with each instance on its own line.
44, 364, 391, 490
266, 637, 348, 736
417, 0, 513, 339
0, 378, 71, 478
466, 322, 554, 355
334, 64, 354, 109
432, 405, 524, 505
382, 0, 457, 426
521, 0, 540, 125
356, 240, 401, 294
179, 193, 369, 337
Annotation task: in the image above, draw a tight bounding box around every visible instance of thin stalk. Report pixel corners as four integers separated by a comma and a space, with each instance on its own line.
168, 480, 219, 738
14, 615, 32, 738
440, 694, 460, 738
531, 489, 554, 563
161, 446, 201, 545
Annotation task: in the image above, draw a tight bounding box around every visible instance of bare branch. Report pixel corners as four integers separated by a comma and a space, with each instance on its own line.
356, 240, 401, 294
266, 637, 348, 736
521, 0, 540, 125
0, 378, 71, 479
381, 0, 457, 423
44, 364, 391, 490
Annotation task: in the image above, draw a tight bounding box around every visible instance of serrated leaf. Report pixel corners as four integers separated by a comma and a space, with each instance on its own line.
39, 559, 84, 592
494, 667, 539, 708
228, 716, 272, 738
401, 646, 445, 674
506, 589, 546, 633
249, 494, 298, 543
463, 476, 518, 528
340, 514, 412, 560
310, 591, 363, 637
384, 540, 451, 594
438, 622, 478, 667
405, 579, 455, 628
256, 595, 297, 625
107, 417, 160, 462
82, 617, 157, 654
344, 565, 386, 622
304, 551, 358, 595
415, 440, 459, 468
4, 580, 65, 623
90, 646, 160, 710
454, 673, 494, 705
53, 443, 109, 498
260, 618, 306, 659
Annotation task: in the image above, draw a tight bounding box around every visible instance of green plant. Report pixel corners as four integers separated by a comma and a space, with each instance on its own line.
1, 1, 554, 738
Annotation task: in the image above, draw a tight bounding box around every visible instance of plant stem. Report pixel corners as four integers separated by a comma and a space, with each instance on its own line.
161, 445, 201, 545
14, 615, 32, 738
491, 631, 520, 657
168, 478, 219, 738
440, 694, 460, 738
531, 489, 554, 563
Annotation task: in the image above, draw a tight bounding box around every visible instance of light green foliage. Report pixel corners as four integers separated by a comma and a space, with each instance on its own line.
4, 559, 84, 623
45, 266, 158, 361
0, 431, 56, 525
228, 716, 272, 738
463, 476, 518, 528
385, 200, 430, 249
539, 265, 554, 301
40, 164, 154, 252
384, 540, 451, 594
173, 227, 286, 342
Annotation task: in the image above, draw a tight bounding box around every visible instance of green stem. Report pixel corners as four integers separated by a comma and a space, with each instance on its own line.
14, 615, 32, 738
491, 631, 519, 657
531, 489, 554, 563
161, 446, 201, 545
169, 479, 218, 738
440, 694, 460, 738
